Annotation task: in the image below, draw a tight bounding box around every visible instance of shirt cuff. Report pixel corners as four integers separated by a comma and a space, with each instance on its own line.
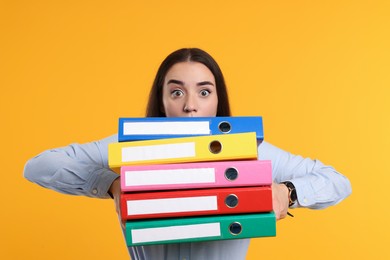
288, 178, 316, 208
87, 168, 120, 198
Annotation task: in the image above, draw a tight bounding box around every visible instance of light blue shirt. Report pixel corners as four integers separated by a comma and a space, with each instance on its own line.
24, 134, 351, 259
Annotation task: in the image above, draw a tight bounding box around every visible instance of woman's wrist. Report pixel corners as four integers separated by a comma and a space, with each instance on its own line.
108, 177, 120, 199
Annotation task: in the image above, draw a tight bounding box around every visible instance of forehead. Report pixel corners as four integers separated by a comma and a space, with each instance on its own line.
165, 62, 215, 83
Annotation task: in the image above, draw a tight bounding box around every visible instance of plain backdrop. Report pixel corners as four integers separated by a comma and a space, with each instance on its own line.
1, 1, 389, 259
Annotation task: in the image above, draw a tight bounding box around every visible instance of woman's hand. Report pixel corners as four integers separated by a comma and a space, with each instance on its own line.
109, 178, 126, 228
272, 182, 290, 220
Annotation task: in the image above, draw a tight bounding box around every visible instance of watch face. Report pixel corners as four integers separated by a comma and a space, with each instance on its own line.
290, 189, 297, 202
283, 181, 297, 204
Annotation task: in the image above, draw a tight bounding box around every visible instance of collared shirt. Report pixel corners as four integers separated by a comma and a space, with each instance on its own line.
24, 134, 352, 259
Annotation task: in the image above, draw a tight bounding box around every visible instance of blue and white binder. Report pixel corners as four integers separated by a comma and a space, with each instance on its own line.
118, 116, 263, 142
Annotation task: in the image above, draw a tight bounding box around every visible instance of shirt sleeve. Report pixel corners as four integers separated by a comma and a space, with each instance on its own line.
258, 140, 352, 209
23, 134, 119, 198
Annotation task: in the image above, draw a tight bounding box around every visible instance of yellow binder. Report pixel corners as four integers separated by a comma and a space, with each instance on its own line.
108, 132, 258, 170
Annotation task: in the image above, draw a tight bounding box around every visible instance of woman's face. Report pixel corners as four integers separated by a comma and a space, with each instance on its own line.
162, 62, 218, 117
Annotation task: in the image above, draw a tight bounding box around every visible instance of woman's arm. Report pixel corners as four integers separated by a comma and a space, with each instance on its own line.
23, 135, 119, 198
259, 141, 352, 210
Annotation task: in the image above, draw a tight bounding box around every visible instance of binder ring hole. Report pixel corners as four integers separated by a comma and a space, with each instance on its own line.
218, 121, 231, 133
229, 222, 242, 235
225, 194, 239, 208
209, 141, 222, 154
225, 168, 238, 181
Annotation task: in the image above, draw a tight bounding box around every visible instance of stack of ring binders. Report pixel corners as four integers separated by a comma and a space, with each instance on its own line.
108, 116, 276, 246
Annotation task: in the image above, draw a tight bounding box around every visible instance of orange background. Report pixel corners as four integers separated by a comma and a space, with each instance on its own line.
1, 1, 389, 259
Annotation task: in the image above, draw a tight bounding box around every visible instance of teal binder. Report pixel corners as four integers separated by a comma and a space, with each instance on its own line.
125, 212, 276, 246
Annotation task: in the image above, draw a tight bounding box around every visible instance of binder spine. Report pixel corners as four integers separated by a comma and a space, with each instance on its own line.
118, 116, 264, 141
108, 132, 258, 169
125, 212, 276, 246
121, 186, 273, 220
120, 160, 272, 192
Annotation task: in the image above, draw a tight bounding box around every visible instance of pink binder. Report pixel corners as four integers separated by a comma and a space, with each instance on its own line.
120, 160, 272, 192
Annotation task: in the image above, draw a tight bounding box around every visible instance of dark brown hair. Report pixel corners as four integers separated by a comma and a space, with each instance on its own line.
146, 48, 231, 117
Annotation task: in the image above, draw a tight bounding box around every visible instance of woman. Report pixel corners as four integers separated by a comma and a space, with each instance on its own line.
24, 48, 352, 260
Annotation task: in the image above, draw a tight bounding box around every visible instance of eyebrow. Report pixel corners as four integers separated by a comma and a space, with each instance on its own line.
167, 79, 184, 86
197, 81, 215, 86
167, 79, 215, 87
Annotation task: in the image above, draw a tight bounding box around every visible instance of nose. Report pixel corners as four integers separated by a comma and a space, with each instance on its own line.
183, 94, 198, 114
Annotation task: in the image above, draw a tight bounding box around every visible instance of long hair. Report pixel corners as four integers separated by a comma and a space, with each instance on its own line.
146, 48, 231, 117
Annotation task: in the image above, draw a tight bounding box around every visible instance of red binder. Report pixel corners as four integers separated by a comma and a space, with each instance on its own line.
120, 186, 272, 220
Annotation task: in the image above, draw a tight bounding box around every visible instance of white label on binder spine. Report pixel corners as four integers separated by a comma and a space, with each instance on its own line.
131, 223, 221, 243
124, 168, 216, 186
121, 142, 195, 162
127, 196, 218, 215
123, 121, 210, 135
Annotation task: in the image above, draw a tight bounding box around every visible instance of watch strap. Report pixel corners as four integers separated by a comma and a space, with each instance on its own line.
281, 181, 297, 207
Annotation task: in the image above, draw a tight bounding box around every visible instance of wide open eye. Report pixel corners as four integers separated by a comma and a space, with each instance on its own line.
171, 89, 184, 97
200, 89, 211, 97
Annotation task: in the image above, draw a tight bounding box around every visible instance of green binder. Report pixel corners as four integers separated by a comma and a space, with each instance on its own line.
125, 212, 276, 246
